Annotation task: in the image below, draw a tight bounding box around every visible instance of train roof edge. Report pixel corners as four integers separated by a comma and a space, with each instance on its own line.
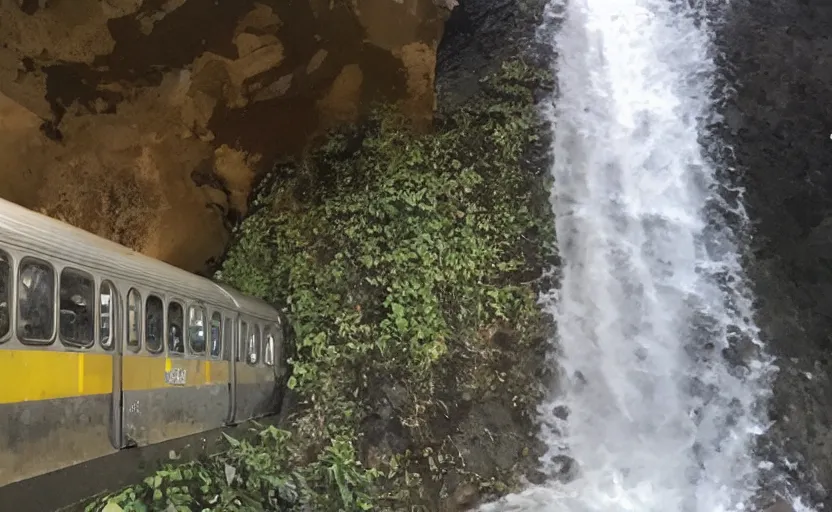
0, 197, 280, 321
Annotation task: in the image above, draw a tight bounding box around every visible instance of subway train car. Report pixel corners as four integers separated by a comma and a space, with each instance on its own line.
0, 197, 287, 488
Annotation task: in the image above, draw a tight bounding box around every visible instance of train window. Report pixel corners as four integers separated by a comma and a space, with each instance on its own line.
17, 259, 55, 343
263, 327, 275, 366
127, 288, 141, 350
248, 324, 261, 365
223, 317, 233, 361
188, 306, 206, 355
168, 301, 185, 355
238, 321, 248, 362
99, 282, 115, 349
59, 268, 95, 348
210, 312, 222, 358
0, 250, 9, 339
145, 295, 164, 353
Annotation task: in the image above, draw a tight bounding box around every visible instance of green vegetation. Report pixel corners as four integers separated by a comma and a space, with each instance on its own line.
87, 58, 556, 512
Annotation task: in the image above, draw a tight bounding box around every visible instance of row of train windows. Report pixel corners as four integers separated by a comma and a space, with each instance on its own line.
0, 251, 278, 365
125, 288, 223, 357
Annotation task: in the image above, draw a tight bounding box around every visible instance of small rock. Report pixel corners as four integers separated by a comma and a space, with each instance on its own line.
451, 482, 479, 509
382, 384, 408, 410
763, 498, 795, 512
253, 73, 293, 103
378, 403, 394, 421
526, 469, 547, 485
550, 454, 579, 483
552, 405, 569, 420
365, 445, 382, 469
306, 49, 328, 74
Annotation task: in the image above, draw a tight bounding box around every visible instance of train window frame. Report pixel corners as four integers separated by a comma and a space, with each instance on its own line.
209, 310, 222, 359
224, 316, 233, 361
188, 305, 207, 356
126, 288, 142, 352
272, 322, 282, 368
247, 323, 261, 366
167, 299, 185, 357
0, 249, 11, 342
145, 294, 165, 354
58, 267, 96, 349
17, 257, 56, 345
238, 320, 248, 362
98, 281, 117, 350
263, 326, 275, 367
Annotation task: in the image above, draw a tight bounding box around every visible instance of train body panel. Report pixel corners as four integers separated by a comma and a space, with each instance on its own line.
0, 197, 287, 488
121, 354, 232, 446
233, 354, 278, 422
0, 392, 116, 487
0, 350, 116, 486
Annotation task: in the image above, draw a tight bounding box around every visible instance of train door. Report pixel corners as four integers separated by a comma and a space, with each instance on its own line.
232, 317, 252, 422
233, 317, 278, 422
103, 281, 125, 449
119, 287, 148, 448
226, 312, 238, 424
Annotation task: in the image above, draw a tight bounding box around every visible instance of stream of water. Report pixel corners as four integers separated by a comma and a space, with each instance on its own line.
481, 0, 813, 510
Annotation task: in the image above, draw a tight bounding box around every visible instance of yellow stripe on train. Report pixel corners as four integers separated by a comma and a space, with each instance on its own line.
0, 350, 113, 403
121, 355, 229, 391
0, 351, 235, 404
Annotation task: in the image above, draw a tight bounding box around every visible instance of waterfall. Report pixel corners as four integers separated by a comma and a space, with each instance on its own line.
481, 0, 813, 510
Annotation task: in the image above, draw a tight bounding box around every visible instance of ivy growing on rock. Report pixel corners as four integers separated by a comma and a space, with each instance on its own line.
87, 58, 557, 512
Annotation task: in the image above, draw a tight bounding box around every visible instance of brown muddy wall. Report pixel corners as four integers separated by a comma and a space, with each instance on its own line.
0, 0, 449, 273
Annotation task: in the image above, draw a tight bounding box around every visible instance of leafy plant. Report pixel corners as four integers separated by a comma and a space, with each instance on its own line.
87, 58, 556, 512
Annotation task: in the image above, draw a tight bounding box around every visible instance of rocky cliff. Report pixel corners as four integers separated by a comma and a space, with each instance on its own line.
718, 0, 832, 507
0, 0, 449, 272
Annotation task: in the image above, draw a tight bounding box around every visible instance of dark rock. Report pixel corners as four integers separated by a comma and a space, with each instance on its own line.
381, 383, 409, 411
450, 482, 480, 509
491, 327, 517, 350
763, 498, 796, 512
549, 454, 579, 483
715, 1, 832, 507
552, 405, 569, 420
455, 399, 521, 475
526, 468, 548, 485
435, 0, 548, 109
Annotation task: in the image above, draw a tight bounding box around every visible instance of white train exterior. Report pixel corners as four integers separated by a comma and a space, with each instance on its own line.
0, 197, 286, 487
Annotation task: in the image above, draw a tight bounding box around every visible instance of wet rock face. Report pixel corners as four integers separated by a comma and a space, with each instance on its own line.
717, 0, 832, 507
436, 0, 544, 109
0, 0, 448, 272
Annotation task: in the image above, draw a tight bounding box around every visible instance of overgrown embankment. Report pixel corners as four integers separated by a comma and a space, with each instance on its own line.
87, 55, 557, 512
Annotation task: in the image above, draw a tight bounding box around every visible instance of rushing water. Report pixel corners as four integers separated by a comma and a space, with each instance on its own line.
481, 0, 813, 510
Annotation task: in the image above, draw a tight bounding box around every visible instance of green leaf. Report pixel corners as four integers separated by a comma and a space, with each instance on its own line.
390, 303, 405, 317
395, 316, 408, 332
101, 502, 124, 512
222, 433, 240, 448
224, 463, 237, 485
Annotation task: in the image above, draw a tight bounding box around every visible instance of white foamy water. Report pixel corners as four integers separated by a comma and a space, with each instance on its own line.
480, 0, 806, 510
